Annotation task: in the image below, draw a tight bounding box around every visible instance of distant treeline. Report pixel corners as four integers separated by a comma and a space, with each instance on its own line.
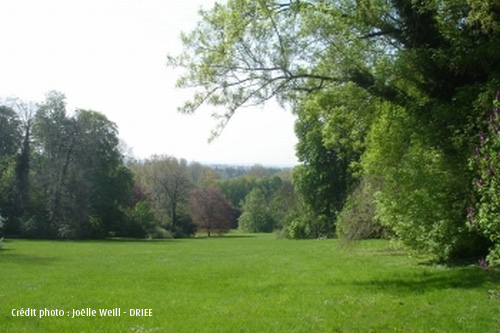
0, 93, 298, 239
210, 164, 287, 180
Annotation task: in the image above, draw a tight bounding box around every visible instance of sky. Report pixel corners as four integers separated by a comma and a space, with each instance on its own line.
0, 0, 299, 167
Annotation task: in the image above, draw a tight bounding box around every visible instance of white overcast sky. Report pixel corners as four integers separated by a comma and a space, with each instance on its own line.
0, 0, 298, 167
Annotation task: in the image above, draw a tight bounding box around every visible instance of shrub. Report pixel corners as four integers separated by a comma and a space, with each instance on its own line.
171, 211, 196, 238
363, 105, 478, 261
336, 177, 386, 243
285, 206, 334, 239
20, 216, 56, 239
469, 92, 500, 265
126, 201, 159, 238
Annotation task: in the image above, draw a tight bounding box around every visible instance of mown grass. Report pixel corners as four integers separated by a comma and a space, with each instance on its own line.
1, 233, 499, 332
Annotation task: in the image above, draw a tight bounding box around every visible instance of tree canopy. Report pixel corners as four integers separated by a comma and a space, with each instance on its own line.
189, 187, 234, 237
0, 92, 133, 239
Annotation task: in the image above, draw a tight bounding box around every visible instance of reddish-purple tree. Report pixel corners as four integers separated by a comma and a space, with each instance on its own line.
188, 187, 233, 237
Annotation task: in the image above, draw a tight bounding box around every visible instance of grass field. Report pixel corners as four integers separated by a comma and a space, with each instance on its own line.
1, 233, 499, 332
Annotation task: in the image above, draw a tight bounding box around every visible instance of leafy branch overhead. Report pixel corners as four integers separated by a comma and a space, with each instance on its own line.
168, 0, 486, 137
168, 0, 393, 135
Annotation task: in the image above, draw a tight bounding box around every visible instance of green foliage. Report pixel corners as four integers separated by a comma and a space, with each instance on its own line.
172, 210, 197, 238
0, 105, 24, 232
362, 104, 483, 261
269, 179, 298, 230
125, 201, 159, 238
470, 93, 500, 265
132, 155, 192, 234
216, 176, 255, 209
0, 105, 21, 157
19, 216, 55, 239
336, 177, 386, 243
0, 156, 16, 231
285, 204, 333, 239
468, 0, 500, 33
292, 110, 344, 237
290, 84, 376, 238
0, 92, 133, 239
238, 187, 274, 232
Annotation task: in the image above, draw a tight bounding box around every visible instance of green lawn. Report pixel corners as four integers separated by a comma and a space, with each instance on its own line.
1, 233, 499, 332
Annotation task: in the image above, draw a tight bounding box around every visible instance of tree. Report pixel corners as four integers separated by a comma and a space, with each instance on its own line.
336, 177, 385, 243
269, 178, 299, 230
142, 156, 193, 235
168, 0, 409, 133
188, 187, 233, 237
244, 165, 269, 178
291, 109, 346, 238
0, 105, 21, 232
188, 161, 208, 187
0, 105, 21, 157
12, 99, 35, 224
126, 201, 159, 238
32, 91, 75, 235
238, 187, 274, 232
30, 92, 133, 238
217, 176, 255, 209
288, 82, 376, 238
72, 109, 133, 237
168, 0, 393, 237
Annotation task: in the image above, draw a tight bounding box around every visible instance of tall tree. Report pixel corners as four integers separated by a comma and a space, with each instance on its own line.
269, 178, 299, 230
143, 156, 192, 232
0, 105, 21, 157
72, 109, 133, 237
31, 92, 132, 238
33, 91, 74, 233
0, 105, 21, 231
7, 98, 37, 226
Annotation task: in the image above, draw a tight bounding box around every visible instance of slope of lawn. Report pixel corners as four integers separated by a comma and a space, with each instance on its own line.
1, 233, 499, 332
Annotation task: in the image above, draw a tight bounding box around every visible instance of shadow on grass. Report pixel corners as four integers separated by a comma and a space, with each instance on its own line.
193, 234, 257, 240
103, 234, 256, 242
0, 251, 59, 265
103, 238, 183, 243
348, 266, 497, 295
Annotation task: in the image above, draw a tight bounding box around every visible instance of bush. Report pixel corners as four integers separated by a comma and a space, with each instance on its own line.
362, 105, 479, 262
469, 92, 500, 265
284, 207, 334, 239
125, 201, 159, 238
336, 177, 387, 243
171, 211, 196, 238
20, 216, 56, 239
150, 227, 173, 239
